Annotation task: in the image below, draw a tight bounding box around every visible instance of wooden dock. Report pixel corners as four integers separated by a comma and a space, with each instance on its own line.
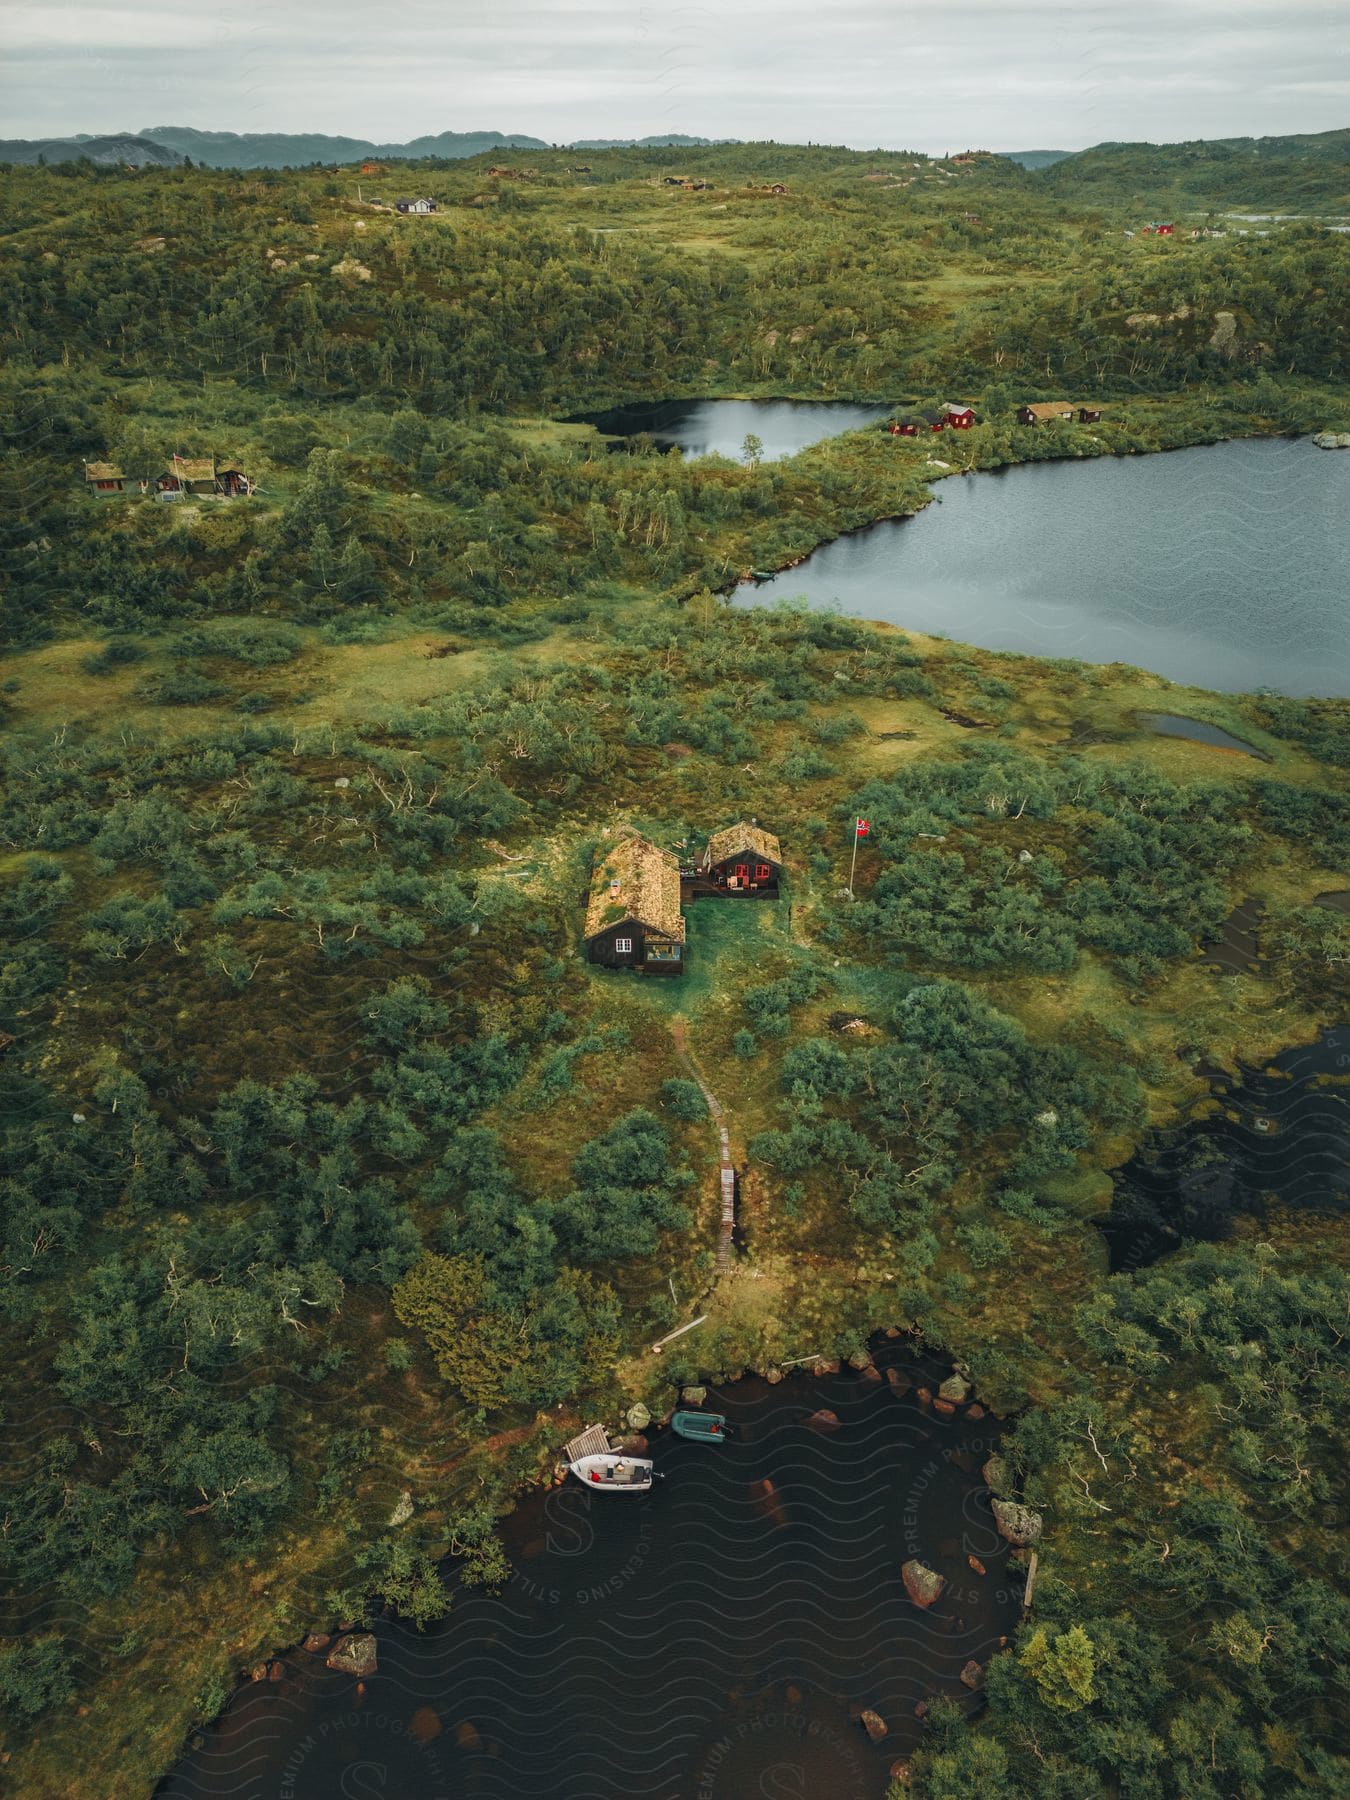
563, 1424, 612, 1463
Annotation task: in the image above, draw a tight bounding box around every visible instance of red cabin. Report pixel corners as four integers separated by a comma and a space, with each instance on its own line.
1156, 222, 1175, 236
699, 823, 783, 898
943, 405, 977, 429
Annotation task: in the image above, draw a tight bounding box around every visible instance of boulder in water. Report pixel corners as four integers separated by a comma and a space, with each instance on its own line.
1313, 431, 1350, 448
889, 1759, 913, 1785
967, 1555, 986, 1576
847, 1350, 873, 1371
860, 1708, 888, 1743
681, 1386, 707, 1405
933, 1398, 956, 1417
902, 1560, 945, 1608
982, 1453, 1012, 1496
993, 1499, 1043, 1546
886, 1367, 911, 1395
960, 1660, 985, 1691
302, 1633, 330, 1653
326, 1632, 378, 1678
938, 1374, 971, 1404
806, 1408, 840, 1431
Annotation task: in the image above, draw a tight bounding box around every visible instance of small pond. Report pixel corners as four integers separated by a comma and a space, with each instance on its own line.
1138, 713, 1264, 756
732, 437, 1350, 697
571, 397, 889, 461
1104, 1025, 1350, 1271
158, 1348, 1019, 1799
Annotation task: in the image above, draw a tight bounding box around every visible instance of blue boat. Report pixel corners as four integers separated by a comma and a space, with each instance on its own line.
671, 1410, 729, 1443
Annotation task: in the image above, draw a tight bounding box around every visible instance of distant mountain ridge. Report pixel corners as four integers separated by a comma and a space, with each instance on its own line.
136, 127, 733, 168
1001, 149, 1073, 170
139, 127, 550, 168
0, 132, 181, 167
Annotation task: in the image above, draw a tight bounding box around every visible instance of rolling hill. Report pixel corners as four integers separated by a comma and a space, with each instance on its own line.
1039, 128, 1350, 209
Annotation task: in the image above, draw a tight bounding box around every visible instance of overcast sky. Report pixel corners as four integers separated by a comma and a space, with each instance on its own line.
3, 0, 1346, 151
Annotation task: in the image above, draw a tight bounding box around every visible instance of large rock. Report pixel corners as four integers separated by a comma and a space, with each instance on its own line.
387, 1488, 414, 1527
938, 1374, 971, 1404
859, 1708, 888, 1743
901, 1560, 945, 1608
992, 1499, 1043, 1547
806, 1408, 840, 1432
847, 1350, 873, 1371
681, 1386, 707, 1406
1313, 431, 1350, 449
325, 1633, 378, 1678
302, 1633, 330, 1653
960, 1660, 985, 1692
982, 1453, 1012, 1496
626, 1403, 651, 1431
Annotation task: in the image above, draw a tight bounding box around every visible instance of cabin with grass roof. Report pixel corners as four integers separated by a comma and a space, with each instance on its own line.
156, 456, 217, 499
583, 833, 686, 976
699, 823, 783, 897
84, 460, 132, 496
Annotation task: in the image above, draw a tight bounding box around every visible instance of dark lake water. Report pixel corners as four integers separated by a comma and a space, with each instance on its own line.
732, 438, 1350, 696
158, 1350, 1018, 1800
1105, 1026, 1350, 1271
573, 398, 888, 461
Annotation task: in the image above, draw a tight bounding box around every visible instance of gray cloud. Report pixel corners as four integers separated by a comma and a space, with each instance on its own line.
1, 0, 1345, 149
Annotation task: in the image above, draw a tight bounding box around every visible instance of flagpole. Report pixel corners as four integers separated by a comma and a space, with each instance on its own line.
848, 819, 861, 897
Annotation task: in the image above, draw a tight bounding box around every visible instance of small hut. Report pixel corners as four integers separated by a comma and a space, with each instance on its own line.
84, 461, 130, 496
1016, 403, 1075, 426
700, 823, 783, 897
157, 456, 217, 498
583, 834, 686, 975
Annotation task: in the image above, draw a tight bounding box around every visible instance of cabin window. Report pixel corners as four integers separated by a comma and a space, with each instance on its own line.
614, 937, 633, 955
96, 480, 118, 490
755, 864, 771, 882
646, 942, 681, 962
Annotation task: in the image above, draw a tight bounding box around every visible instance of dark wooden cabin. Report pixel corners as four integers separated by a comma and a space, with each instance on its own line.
1017, 403, 1075, 426
1078, 407, 1102, 424
699, 823, 783, 897
583, 834, 685, 976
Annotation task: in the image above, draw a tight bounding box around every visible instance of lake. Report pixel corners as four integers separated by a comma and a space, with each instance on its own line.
573, 397, 889, 461
1105, 1026, 1350, 1272
732, 438, 1350, 697
157, 1349, 1019, 1800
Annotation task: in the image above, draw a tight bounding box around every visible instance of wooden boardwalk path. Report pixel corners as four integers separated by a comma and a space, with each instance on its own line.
670, 1020, 738, 1271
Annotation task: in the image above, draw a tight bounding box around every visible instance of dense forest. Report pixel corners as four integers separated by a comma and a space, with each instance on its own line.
0, 139, 1347, 1799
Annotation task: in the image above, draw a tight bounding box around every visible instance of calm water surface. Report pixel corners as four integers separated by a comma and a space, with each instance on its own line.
733, 438, 1350, 696
574, 397, 888, 461
1106, 1026, 1350, 1270
159, 1352, 1017, 1800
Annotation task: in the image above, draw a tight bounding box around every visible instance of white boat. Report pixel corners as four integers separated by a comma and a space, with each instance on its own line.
568, 1452, 655, 1492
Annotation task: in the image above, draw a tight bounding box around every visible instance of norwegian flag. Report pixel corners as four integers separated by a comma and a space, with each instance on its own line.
855, 818, 870, 838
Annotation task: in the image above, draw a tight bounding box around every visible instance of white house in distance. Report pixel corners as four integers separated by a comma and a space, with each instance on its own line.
395, 198, 437, 215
